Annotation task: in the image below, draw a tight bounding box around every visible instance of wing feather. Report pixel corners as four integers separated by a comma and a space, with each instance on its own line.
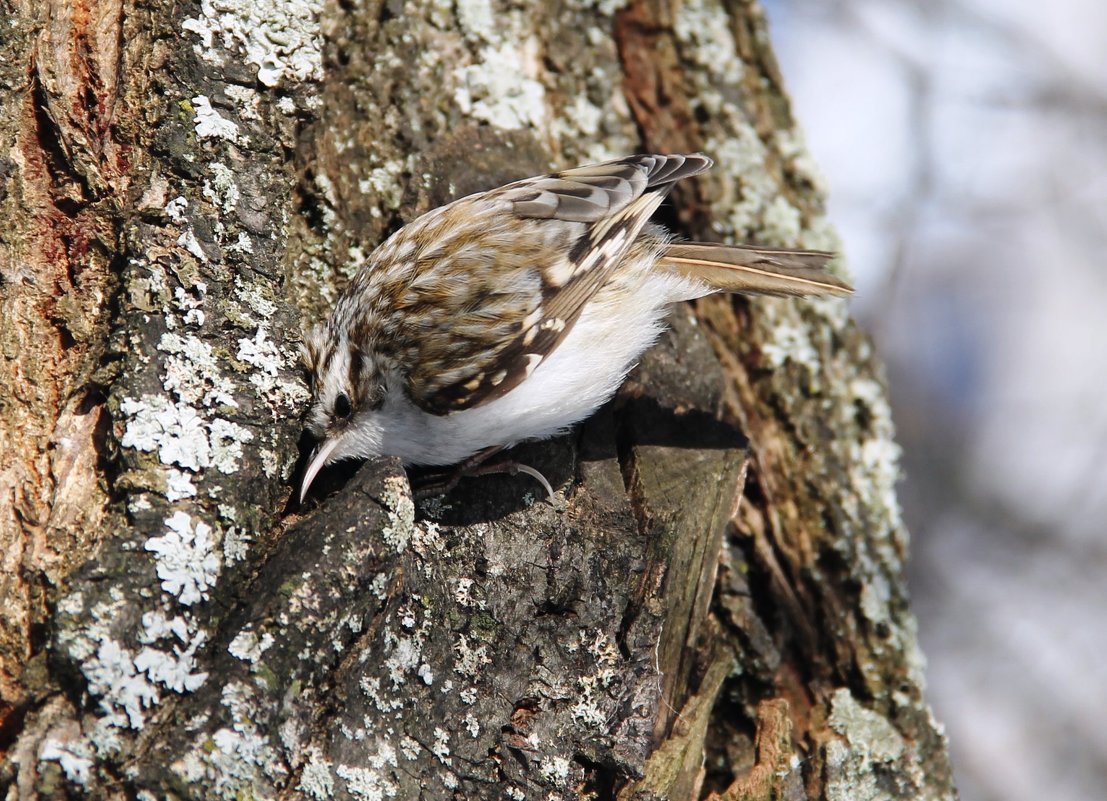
407, 154, 711, 414
660, 243, 853, 297
503, 153, 711, 223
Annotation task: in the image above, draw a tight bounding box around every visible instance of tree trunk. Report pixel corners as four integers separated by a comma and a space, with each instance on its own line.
0, 0, 956, 799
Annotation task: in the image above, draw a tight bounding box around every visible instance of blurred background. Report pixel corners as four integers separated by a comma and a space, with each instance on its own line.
766, 1, 1107, 799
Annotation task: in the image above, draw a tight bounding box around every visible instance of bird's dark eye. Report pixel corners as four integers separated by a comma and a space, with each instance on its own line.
334, 393, 352, 419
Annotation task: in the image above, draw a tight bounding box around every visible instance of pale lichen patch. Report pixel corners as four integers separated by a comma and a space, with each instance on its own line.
456, 0, 498, 44
137, 610, 191, 644
453, 43, 547, 130
380, 476, 416, 552
227, 230, 255, 255
202, 161, 241, 214
280, 718, 305, 756
131, 610, 211, 702
452, 633, 491, 678
454, 577, 475, 607
235, 276, 278, 320
829, 686, 905, 761
191, 95, 240, 143
119, 402, 196, 469
223, 84, 261, 119
236, 327, 310, 410
569, 685, 606, 727
585, 629, 619, 666
120, 396, 211, 471
82, 639, 160, 730
410, 518, 445, 577
775, 126, 829, 194
162, 195, 216, 266
360, 157, 409, 217
207, 417, 254, 474
462, 713, 479, 738
165, 469, 198, 501
825, 686, 929, 801
431, 727, 451, 764
859, 574, 892, 627
705, 125, 777, 239
165, 196, 188, 224
570, 0, 627, 15
259, 447, 290, 479
175, 281, 207, 328
336, 762, 400, 799
675, 0, 744, 85
134, 630, 209, 694
538, 755, 572, 786
761, 196, 803, 247
177, 228, 210, 262
170, 679, 289, 797
158, 332, 238, 408
128, 256, 171, 312
757, 301, 821, 371
360, 675, 404, 714
848, 377, 904, 532
183, 0, 324, 88
175, 724, 272, 798
417, 663, 435, 686
551, 93, 601, 136
384, 635, 422, 687
299, 748, 336, 799
399, 735, 420, 761
40, 731, 94, 785
222, 525, 251, 564
145, 511, 221, 606
569, 649, 618, 730
228, 629, 275, 663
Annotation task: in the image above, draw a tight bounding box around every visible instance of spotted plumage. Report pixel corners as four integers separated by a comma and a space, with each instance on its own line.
300, 154, 852, 501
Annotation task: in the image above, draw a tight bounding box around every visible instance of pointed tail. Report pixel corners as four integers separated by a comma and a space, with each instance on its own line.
660, 242, 853, 297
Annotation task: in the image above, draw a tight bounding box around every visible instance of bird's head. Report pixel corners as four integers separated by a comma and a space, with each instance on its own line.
299, 323, 388, 502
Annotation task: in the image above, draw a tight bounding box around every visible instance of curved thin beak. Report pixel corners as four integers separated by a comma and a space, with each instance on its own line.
300, 437, 339, 504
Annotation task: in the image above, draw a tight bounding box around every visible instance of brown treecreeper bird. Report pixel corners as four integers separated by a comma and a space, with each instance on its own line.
300, 153, 851, 501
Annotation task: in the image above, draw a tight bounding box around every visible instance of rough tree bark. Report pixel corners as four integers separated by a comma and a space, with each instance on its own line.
0, 0, 957, 799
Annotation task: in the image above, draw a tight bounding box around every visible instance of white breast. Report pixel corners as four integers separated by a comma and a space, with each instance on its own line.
374, 267, 709, 466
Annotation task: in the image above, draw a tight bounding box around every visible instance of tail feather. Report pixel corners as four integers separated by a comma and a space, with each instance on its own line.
660, 242, 853, 298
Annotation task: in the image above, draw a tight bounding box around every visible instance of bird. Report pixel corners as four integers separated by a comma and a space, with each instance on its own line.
299, 153, 851, 502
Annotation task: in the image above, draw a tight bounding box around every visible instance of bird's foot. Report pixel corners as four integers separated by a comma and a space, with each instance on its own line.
412, 447, 557, 504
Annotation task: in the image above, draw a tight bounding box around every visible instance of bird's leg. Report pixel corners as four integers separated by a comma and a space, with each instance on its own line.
466, 460, 556, 503
412, 446, 556, 502
411, 446, 503, 498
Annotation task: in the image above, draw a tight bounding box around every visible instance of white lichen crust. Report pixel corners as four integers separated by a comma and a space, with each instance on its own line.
183, 0, 324, 88
45, 0, 320, 791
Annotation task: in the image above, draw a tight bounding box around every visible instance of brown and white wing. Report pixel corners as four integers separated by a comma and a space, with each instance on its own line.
405, 154, 712, 415
503, 153, 711, 222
